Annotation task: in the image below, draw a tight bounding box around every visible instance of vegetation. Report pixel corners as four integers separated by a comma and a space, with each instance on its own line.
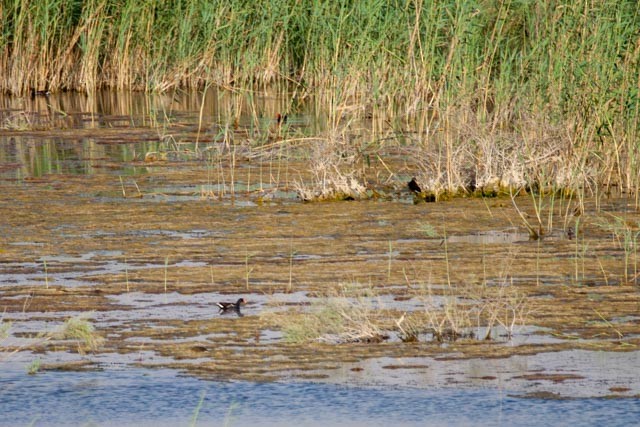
597, 215, 640, 283
0, 316, 10, 341
27, 357, 41, 375
55, 313, 104, 353
273, 286, 387, 344
1, 313, 103, 362
1, 1, 639, 197
266, 282, 528, 344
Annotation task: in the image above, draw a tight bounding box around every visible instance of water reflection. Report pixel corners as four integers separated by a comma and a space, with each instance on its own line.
0, 89, 309, 180
0, 89, 291, 125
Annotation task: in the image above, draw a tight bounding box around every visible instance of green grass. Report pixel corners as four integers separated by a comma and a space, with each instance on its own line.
0, 317, 10, 341
3, 1, 637, 108
27, 358, 41, 375
56, 314, 104, 352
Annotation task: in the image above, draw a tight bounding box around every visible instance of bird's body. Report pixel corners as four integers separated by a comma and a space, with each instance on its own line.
216, 298, 246, 312
276, 113, 287, 126
30, 88, 50, 99
408, 177, 422, 194
269, 113, 288, 137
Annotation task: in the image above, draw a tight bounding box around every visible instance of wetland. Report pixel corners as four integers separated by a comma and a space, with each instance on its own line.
2, 1, 640, 424
1, 90, 640, 426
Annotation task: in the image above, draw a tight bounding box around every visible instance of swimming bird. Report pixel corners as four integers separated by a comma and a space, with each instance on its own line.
30, 88, 50, 99
407, 177, 422, 193
216, 298, 246, 312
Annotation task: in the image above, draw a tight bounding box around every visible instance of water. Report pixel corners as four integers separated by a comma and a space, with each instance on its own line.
1, 366, 639, 427
3, 90, 640, 426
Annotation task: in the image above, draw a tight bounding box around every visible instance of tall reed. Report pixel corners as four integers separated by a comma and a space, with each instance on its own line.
1, 0, 638, 194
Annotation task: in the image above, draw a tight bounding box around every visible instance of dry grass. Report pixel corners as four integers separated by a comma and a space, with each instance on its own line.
263, 278, 530, 345
263, 284, 386, 344
0, 313, 103, 362
294, 133, 367, 201
0, 315, 11, 342
408, 108, 598, 199
477, 279, 531, 340
596, 215, 640, 283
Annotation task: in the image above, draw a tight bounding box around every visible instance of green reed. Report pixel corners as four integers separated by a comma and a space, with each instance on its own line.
2, 1, 636, 102
1, 0, 638, 194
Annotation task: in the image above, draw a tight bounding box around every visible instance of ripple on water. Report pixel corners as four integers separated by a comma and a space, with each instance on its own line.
0, 364, 639, 427
306, 350, 640, 399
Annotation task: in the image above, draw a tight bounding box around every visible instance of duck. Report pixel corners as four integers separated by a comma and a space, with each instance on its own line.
407, 177, 422, 193
216, 298, 246, 312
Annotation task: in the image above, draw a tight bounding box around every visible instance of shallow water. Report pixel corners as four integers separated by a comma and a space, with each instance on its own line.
2, 365, 639, 427
311, 350, 640, 398
2, 90, 640, 424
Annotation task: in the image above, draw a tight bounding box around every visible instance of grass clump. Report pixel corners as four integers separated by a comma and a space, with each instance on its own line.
394, 313, 423, 343
478, 280, 530, 340
54, 314, 104, 353
272, 285, 387, 344
0, 317, 10, 341
266, 276, 530, 345
280, 304, 344, 344
27, 358, 41, 375
416, 222, 439, 238
412, 283, 475, 342
397, 272, 530, 343
1, 313, 102, 361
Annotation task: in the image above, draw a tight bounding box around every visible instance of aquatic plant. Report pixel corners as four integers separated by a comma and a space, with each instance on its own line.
399, 242, 530, 342
416, 222, 439, 239
597, 215, 640, 284
408, 281, 475, 342
478, 279, 530, 340
43, 259, 49, 289
27, 358, 41, 375
269, 285, 386, 344
244, 250, 256, 290
55, 314, 104, 353
0, 111, 33, 130
1, 313, 103, 361
0, 316, 10, 341
293, 134, 367, 201
189, 390, 207, 427
510, 189, 544, 240
394, 313, 421, 343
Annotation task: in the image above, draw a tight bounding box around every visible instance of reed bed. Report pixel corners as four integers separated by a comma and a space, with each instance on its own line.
1, 0, 639, 196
